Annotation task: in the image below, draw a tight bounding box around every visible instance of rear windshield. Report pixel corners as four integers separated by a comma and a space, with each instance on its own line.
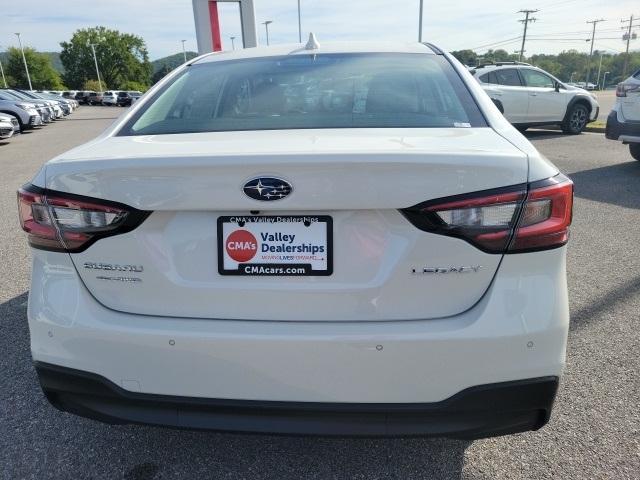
120, 53, 485, 136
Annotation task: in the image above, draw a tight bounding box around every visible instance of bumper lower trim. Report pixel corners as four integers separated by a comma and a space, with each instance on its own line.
606, 110, 640, 141
35, 362, 559, 439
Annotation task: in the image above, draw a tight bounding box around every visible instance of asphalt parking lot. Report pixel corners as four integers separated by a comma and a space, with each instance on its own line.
1, 108, 638, 480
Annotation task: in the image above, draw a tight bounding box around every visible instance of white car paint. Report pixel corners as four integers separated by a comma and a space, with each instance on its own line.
22, 42, 572, 437
29, 246, 567, 403
619, 72, 640, 124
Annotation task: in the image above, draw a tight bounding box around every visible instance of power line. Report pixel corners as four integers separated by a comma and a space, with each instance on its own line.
518, 9, 539, 61
469, 36, 522, 51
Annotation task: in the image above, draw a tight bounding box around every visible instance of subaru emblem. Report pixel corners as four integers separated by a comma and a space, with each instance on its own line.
243, 177, 293, 201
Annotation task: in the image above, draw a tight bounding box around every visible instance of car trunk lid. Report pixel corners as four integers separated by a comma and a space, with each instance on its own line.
46, 128, 528, 321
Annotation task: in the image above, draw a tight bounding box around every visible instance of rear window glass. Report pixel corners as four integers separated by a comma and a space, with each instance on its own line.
120, 53, 485, 135
479, 72, 498, 84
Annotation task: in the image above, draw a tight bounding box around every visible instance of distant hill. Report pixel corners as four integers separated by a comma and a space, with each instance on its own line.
0, 51, 63, 73
152, 51, 199, 73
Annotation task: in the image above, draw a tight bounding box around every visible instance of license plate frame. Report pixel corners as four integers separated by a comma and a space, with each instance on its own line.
217, 215, 333, 276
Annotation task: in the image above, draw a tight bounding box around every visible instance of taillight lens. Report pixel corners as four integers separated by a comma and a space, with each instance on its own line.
402, 174, 573, 254
616, 82, 640, 97
509, 177, 573, 252
17, 185, 150, 252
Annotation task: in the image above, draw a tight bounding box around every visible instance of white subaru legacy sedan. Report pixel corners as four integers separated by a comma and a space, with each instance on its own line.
19, 41, 573, 439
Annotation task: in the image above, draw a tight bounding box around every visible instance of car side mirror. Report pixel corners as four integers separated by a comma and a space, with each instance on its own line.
554, 82, 561, 92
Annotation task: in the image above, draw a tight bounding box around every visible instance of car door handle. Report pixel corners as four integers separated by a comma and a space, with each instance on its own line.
529, 93, 538, 96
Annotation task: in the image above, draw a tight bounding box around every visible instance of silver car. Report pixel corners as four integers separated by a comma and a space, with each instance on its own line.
0, 98, 42, 131
0, 90, 53, 123
0, 113, 15, 140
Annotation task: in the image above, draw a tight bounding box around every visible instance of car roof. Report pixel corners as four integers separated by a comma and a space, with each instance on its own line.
193, 41, 436, 65
471, 63, 546, 76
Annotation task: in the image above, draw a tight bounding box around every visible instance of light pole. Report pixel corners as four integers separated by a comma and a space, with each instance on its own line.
297, 0, 302, 43
595, 51, 604, 90
262, 20, 273, 46
602, 71, 610, 90
0, 58, 7, 88
87, 41, 103, 92
230, 36, 236, 50
14, 33, 33, 90
181, 40, 187, 62
418, 0, 424, 42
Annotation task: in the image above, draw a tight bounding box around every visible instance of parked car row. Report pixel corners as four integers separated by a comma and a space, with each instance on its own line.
53, 90, 143, 107
0, 88, 79, 142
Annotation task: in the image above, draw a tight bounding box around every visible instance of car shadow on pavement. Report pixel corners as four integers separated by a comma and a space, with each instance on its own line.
569, 161, 640, 209
570, 274, 640, 333
524, 129, 569, 140
1, 291, 470, 480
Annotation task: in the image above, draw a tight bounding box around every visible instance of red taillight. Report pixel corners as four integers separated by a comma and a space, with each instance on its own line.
402, 174, 573, 254
17, 185, 150, 252
509, 178, 573, 252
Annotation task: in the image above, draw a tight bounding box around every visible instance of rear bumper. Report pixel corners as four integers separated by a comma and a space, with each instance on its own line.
28, 247, 569, 436
606, 110, 640, 142
36, 361, 558, 438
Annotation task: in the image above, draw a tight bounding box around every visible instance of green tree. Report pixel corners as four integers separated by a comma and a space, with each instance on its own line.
60, 26, 151, 90
83, 79, 104, 91
5, 47, 64, 89
152, 63, 173, 84
451, 50, 478, 66
120, 80, 148, 92
481, 49, 519, 63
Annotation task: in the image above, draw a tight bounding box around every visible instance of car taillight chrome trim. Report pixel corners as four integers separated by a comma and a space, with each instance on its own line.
401, 174, 573, 254
17, 184, 151, 253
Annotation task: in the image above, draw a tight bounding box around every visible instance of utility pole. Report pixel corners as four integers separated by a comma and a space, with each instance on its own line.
262, 20, 273, 46
181, 40, 187, 62
87, 42, 103, 92
418, 0, 424, 42
621, 15, 638, 77
297, 0, 302, 43
585, 19, 605, 85
14, 33, 33, 90
518, 10, 538, 62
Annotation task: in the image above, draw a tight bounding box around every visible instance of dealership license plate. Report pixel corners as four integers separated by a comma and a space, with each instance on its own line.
218, 215, 333, 276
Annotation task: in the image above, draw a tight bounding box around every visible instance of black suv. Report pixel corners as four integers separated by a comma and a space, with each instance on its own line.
117, 91, 142, 107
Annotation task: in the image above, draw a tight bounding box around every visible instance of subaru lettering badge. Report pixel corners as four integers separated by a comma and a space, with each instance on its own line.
243, 177, 293, 201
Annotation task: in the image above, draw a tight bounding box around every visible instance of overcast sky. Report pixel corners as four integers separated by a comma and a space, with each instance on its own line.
1, 0, 638, 59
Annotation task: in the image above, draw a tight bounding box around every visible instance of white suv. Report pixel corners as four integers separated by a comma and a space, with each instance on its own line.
471, 62, 599, 134
19, 42, 572, 439
605, 69, 640, 160
101, 91, 120, 106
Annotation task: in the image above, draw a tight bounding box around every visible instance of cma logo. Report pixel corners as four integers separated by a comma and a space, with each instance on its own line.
412, 266, 482, 274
